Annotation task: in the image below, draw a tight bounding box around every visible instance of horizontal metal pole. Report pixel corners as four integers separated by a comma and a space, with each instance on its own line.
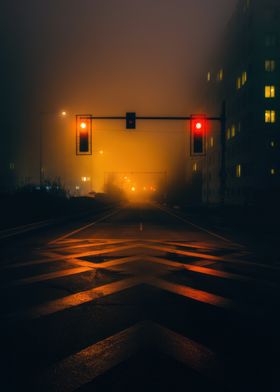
82, 116, 222, 121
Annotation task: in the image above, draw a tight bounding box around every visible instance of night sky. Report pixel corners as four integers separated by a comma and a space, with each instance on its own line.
1, 0, 237, 189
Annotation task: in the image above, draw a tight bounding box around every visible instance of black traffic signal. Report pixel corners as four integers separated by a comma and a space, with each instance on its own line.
126, 112, 136, 129
190, 114, 207, 155
76, 115, 92, 155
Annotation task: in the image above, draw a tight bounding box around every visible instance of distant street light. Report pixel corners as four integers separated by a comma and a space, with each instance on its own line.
39, 110, 68, 186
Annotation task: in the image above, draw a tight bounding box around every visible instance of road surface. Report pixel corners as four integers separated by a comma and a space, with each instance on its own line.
1, 202, 279, 391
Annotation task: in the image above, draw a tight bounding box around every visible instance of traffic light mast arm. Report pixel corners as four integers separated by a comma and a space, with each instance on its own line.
82, 115, 222, 121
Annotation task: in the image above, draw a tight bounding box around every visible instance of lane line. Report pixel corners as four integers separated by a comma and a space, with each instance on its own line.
48, 208, 123, 245
153, 203, 242, 246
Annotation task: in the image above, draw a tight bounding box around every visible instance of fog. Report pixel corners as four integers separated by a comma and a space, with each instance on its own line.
1, 0, 237, 195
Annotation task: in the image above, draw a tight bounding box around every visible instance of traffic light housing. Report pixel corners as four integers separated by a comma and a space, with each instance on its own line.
126, 112, 136, 129
190, 114, 207, 155
76, 115, 92, 155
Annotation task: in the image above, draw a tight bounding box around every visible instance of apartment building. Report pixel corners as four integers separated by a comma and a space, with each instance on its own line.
199, 0, 280, 205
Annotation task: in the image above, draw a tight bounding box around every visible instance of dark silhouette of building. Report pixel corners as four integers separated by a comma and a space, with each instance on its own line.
198, 0, 280, 205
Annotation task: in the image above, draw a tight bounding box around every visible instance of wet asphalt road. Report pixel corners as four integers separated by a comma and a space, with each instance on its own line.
1, 202, 280, 391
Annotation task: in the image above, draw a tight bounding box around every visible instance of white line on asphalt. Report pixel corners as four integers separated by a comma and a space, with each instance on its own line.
48, 208, 123, 245
153, 203, 242, 246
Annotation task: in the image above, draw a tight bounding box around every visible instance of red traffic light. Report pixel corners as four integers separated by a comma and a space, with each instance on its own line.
76, 115, 92, 155
190, 114, 207, 155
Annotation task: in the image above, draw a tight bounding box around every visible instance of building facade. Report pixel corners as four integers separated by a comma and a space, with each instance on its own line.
199, 0, 280, 205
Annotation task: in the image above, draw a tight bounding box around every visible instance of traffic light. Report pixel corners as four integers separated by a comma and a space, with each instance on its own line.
190, 114, 207, 155
76, 115, 92, 155
126, 112, 136, 129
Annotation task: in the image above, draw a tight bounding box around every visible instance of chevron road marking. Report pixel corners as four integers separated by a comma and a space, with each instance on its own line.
3, 273, 236, 323
147, 256, 251, 281
146, 243, 280, 272
0, 266, 94, 288
3, 277, 141, 322
1, 243, 143, 270
148, 277, 234, 309
33, 321, 223, 392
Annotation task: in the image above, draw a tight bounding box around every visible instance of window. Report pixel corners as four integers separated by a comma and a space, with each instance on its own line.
210, 137, 214, 147
231, 125, 236, 138
265, 60, 276, 72
270, 140, 276, 148
242, 71, 247, 85
207, 72, 211, 82
9, 163, 15, 170
236, 164, 242, 178
236, 77, 241, 90
265, 85, 275, 98
227, 128, 231, 140
217, 69, 223, 81
265, 110, 276, 123
271, 168, 276, 175
193, 163, 198, 172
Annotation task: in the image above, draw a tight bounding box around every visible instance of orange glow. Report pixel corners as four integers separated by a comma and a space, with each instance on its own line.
80, 122, 87, 129
131, 186, 136, 192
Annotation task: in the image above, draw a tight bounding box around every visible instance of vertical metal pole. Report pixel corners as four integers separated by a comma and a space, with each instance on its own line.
39, 113, 43, 186
220, 101, 226, 205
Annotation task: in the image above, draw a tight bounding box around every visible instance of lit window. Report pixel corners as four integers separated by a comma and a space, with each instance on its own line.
227, 128, 231, 140
207, 72, 211, 82
193, 163, 198, 172
236, 164, 242, 178
270, 140, 276, 148
217, 69, 223, 81
241, 71, 247, 85
271, 168, 276, 175
236, 77, 241, 90
265, 60, 276, 72
231, 125, 236, 138
9, 163, 15, 170
265, 85, 275, 98
265, 110, 276, 123
210, 137, 214, 147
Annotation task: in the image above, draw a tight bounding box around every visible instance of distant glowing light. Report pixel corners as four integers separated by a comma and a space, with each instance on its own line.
195, 122, 202, 130
81, 177, 90, 182
75, 186, 80, 190
99, 150, 104, 155
61, 111, 67, 116
131, 186, 136, 192
80, 122, 87, 129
